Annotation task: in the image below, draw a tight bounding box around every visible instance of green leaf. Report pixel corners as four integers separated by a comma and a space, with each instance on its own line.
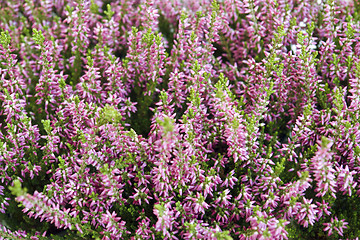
0, 30, 11, 46
9, 179, 26, 197
32, 28, 45, 45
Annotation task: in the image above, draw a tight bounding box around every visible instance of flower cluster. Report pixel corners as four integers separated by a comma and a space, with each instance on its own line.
1, 0, 360, 239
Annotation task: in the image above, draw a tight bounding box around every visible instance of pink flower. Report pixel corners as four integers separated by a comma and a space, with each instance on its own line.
336, 165, 357, 196
310, 138, 337, 198
323, 217, 348, 237
193, 193, 210, 215
315, 200, 331, 220
153, 202, 177, 238
100, 211, 127, 239
296, 198, 319, 228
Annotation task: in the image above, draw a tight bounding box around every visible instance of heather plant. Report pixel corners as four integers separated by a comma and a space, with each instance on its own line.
1, 0, 360, 239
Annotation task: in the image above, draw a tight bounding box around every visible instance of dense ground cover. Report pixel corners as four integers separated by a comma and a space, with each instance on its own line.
1, 0, 360, 239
